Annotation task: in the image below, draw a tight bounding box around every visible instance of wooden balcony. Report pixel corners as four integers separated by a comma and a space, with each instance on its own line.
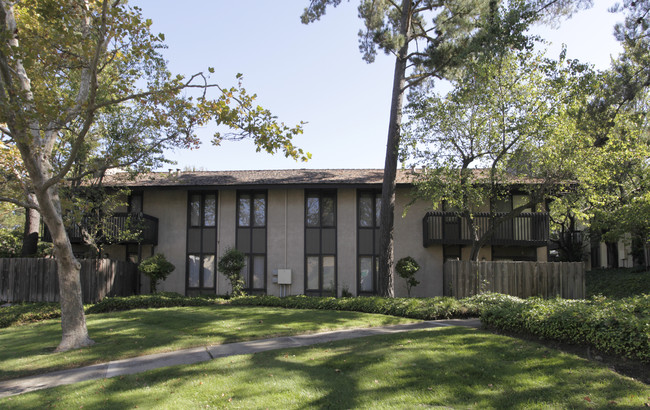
43, 213, 158, 245
422, 211, 549, 248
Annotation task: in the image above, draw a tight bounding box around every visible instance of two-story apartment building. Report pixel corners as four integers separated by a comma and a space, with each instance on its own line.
65, 169, 550, 297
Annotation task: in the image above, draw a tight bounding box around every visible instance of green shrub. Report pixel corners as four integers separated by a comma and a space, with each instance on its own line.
587, 268, 650, 298
138, 254, 175, 293
85, 292, 226, 314
477, 293, 650, 363
396, 256, 420, 297
218, 248, 246, 297
229, 295, 477, 320
0, 302, 61, 328
0, 229, 22, 257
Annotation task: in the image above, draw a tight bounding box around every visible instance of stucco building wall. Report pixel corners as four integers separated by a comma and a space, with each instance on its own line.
144, 190, 187, 294
94, 182, 550, 297
267, 189, 305, 296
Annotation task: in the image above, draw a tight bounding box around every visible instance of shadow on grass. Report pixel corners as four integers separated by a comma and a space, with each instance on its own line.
0, 305, 413, 381
7, 327, 647, 409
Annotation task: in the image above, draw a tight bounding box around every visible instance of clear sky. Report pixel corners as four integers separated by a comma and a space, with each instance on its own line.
131, 0, 624, 172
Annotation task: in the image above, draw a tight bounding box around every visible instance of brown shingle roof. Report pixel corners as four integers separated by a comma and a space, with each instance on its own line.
102, 169, 415, 188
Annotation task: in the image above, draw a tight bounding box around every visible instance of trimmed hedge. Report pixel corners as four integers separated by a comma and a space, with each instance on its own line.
0, 302, 61, 328
85, 292, 225, 314
478, 293, 650, 363
229, 295, 479, 320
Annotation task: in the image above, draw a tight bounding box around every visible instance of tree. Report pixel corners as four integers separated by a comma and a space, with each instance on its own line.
218, 248, 247, 297
0, 139, 39, 255
554, 1, 650, 261
302, 0, 591, 296
403, 47, 592, 260
0, 0, 307, 351
395, 256, 420, 296
138, 253, 175, 293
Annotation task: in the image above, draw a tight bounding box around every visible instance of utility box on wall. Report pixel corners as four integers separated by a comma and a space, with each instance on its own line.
277, 269, 292, 285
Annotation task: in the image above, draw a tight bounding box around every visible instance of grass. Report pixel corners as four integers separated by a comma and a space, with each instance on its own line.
0, 305, 415, 381
587, 268, 650, 298
2, 327, 648, 409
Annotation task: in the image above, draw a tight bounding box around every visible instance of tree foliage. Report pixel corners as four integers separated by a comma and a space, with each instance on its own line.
218, 248, 247, 297
138, 253, 175, 294
395, 256, 420, 297
403, 46, 592, 259
0, 0, 307, 351
302, 0, 591, 295
548, 1, 650, 259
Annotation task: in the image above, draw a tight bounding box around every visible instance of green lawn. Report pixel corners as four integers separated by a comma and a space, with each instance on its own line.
2, 327, 648, 409
0, 305, 416, 381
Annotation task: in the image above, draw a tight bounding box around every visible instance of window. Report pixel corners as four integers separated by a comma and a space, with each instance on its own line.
357, 190, 380, 294
186, 192, 217, 293
127, 244, 140, 264
128, 191, 143, 214
443, 245, 462, 262
237, 191, 267, 292
305, 190, 336, 295
442, 202, 461, 241
492, 246, 536, 261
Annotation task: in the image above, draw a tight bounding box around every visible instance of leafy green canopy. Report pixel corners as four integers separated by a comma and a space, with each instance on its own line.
1, 0, 309, 211
0, 0, 311, 351
549, 1, 650, 248
403, 46, 591, 241
302, 0, 592, 293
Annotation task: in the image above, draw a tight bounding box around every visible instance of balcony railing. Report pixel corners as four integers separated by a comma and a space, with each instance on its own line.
43, 213, 158, 245
422, 211, 549, 247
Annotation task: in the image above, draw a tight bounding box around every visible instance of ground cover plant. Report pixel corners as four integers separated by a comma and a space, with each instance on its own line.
478, 293, 650, 363
0, 293, 227, 329
587, 268, 650, 298
0, 305, 415, 381
0, 302, 62, 328
229, 294, 479, 319
2, 327, 648, 409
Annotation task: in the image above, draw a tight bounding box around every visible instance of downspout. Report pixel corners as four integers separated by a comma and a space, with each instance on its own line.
217, 191, 222, 295
284, 190, 289, 296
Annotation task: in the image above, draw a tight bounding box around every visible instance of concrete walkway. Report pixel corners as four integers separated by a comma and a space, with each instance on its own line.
0, 318, 480, 398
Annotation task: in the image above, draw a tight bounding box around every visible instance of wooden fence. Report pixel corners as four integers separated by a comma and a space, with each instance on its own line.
443, 260, 585, 299
0, 258, 137, 304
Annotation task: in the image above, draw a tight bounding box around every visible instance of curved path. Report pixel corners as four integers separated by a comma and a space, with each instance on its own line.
0, 318, 481, 398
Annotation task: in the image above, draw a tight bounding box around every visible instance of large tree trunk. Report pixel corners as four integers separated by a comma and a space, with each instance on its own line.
0, 1, 94, 352
377, 0, 412, 297
21, 193, 39, 256
36, 185, 94, 352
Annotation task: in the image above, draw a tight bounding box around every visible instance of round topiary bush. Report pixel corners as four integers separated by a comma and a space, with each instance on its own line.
218, 248, 247, 297
396, 256, 420, 297
138, 253, 175, 293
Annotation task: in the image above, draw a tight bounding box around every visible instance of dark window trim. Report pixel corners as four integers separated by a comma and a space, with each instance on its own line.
304, 189, 337, 296
443, 245, 462, 262
127, 190, 144, 214
357, 189, 380, 296
186, 191, 218, 292
236, 190, 268, 293
491, 245, 538, 262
